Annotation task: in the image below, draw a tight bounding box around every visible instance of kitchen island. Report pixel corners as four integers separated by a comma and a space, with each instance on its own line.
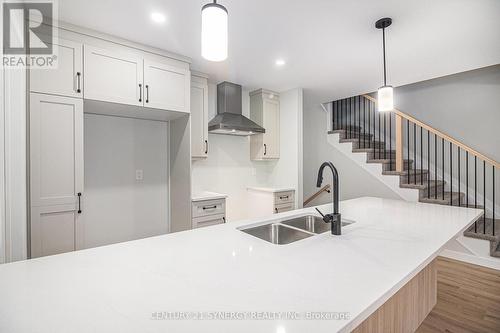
0, 197, 483, 333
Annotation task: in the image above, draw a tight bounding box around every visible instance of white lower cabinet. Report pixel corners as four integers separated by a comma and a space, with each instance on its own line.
247, 188, 295, 218
191, 198, 226, 229
29, 93, 84, 258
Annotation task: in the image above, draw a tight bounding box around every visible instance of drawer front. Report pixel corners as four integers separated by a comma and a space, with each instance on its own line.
274, 191, 295, 205
274, 202, 295, 214
192, 199, 225, 218
192, 214, 225, 229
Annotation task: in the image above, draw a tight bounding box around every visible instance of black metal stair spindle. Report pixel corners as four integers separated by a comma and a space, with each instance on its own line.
368, 99, 371, 150
363, 98, 366, 148
435, 134, 437, 199
493, 166, 496, 236
407, 119, 410, 183
378, 110, 382, 158
442, 138, 445, 201
349, 97, 354, 139
383, 113, 387, 161
458, 147, 461, 206
373, 101, 376, 157
474, 156, 477, 232
483, 160, 486, 230
389, 113, 393, 171
420, 127, 423, 185
427, 130, 430, 198
357, 96, 361, 148
353, 97, 357, 141
450, 142, 453, 206
334, 101, 338, 130
414, 123, 417, 184
466, 152, 469, 208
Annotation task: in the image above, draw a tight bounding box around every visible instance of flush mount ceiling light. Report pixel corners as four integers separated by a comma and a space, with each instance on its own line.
151, 12, 166, 24
375, 17, 393, 112
201, 0, 228, 62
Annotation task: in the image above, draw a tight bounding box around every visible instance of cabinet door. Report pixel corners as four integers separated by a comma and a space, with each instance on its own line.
144, 59, 190, 112
30, 38, 83, 98
31, 205, 80, 257
262, 99, 280, 159
30, 93, 84, 258
191, 79, 209, 158
84, 45, 143, 106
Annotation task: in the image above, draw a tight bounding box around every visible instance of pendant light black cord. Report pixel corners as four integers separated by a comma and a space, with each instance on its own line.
382, 27, 387, 86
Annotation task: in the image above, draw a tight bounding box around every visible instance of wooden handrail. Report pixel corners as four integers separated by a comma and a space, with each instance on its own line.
362, 94, 500, 169
303, 184, 331, 207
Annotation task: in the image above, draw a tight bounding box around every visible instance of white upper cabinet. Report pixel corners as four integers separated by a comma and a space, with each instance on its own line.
144, 60, 190, 112
191, 74, 209, 158
30, 38, 83, 98
84, 45, 143, 107
250, 89, 280, 160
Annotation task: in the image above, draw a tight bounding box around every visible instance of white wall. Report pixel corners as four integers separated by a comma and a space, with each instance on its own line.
83, 114, 169, 248
192, 84, 303, 221
303, 93, 401, 206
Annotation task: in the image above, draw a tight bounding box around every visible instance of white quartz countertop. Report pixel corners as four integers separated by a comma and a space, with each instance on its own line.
247, 186, 295, 193
0, 197, 482, 333
191, 191, 228, 202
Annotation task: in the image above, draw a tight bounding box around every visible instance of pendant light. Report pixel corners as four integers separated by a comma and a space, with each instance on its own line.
201, 0, 228, 62
375, 17, 393, 112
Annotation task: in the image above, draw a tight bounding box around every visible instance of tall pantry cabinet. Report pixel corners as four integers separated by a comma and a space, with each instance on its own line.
29, 38, 85, 257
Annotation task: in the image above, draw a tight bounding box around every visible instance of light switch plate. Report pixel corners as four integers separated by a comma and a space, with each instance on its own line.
135, 169, 144, 181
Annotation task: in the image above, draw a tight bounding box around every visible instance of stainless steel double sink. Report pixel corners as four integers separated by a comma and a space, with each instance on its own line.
239, 215, 354, 245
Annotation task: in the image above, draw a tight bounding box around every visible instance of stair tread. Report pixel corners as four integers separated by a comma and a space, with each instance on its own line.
367, 158, 413, 164
419, 191, 465, 204
400, 180, 445, 190
383, 169, 429, 176
464, 218, 500, 242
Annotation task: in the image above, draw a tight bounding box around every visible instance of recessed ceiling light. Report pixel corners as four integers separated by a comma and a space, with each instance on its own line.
275, 59, 286, 67
151, 12, 166, 24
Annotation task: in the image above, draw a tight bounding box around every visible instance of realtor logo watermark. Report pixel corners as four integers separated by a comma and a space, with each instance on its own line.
2, 0, 58, 68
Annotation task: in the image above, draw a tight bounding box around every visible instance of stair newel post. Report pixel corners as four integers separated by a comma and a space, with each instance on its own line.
394, 113, 402, 172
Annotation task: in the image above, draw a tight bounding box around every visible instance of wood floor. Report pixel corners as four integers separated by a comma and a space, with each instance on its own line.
416, 256, 500, 333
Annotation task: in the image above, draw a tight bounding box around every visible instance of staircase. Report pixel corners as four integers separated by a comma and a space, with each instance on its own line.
326, 95, 500, 257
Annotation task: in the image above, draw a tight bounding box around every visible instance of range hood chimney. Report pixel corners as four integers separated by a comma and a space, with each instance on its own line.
208, 82, 265, 136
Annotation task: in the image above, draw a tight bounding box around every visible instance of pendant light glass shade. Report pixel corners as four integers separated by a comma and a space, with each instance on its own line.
377, 85, 394, 112
201, 2, 228, 62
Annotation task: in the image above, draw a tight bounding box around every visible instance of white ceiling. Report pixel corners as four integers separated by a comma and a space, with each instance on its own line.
59, 0, 500, 102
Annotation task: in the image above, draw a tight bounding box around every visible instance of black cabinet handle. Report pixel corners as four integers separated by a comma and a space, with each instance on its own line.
145, 85, 149, 103
222, 217, 226, 223
279, 195, 289, 200
77, 192, 82, 214
139, 84, 142, 102
205, 140, 208, 154
76, 72, 81, 93
203, 205, 217, 210
275, 207, 278, 213
264, 144, 267, 156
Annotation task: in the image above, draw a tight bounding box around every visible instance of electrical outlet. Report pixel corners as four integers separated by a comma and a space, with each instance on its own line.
135, 169, 144, 181
251, 168, 257, 176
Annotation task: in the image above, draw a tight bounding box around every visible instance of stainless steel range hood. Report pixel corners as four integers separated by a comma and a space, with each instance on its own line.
208, 82, 265, 136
